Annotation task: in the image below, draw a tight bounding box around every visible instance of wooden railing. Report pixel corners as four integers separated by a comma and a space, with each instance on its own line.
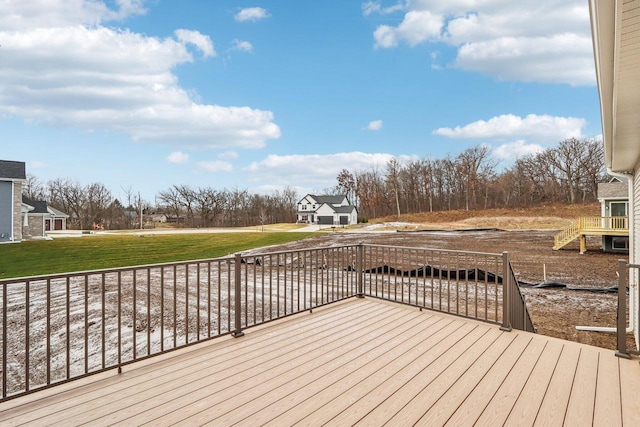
553, 221, 581, 250
580, 216, 628, 231
554, 216, 628, 250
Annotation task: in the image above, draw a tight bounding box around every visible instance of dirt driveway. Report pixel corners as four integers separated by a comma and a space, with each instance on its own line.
264, 229, 628, 350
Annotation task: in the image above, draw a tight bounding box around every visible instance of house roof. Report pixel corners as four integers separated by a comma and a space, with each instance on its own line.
306, 194, 347, 205
589, 0, 640, 172
48, 206, 69, 218
0, 160, 26, 180
334, 205, 356, 214
597, 181, 628, 199
21, 195, 49, 214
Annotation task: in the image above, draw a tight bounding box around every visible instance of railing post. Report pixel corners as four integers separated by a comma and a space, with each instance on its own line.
232, 253, 245, 338
500, 252, 512, 332
357, 244, 364, 298
616, 259, 630, 358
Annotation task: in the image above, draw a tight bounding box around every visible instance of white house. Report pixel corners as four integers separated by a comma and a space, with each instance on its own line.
590, 0, 640, 351
296, 194, 357, 226
0, 160, 26, 243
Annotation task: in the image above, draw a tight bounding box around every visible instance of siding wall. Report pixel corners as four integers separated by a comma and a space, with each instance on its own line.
633, 169, 640, 349
0, 181, 11, 242
12, 181, 22, 241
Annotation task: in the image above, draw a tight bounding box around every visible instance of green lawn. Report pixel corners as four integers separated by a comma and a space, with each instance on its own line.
0, 233, 315, 279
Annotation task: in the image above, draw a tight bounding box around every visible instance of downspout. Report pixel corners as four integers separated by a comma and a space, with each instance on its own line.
610, 167, 634, 334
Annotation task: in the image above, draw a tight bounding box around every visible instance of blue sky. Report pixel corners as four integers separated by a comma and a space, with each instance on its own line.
1, 0, 601, 202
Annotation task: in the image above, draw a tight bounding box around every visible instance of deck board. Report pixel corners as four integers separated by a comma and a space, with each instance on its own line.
443, 333, 534, 426
0, 297, 638, 426
274, 318, 465, 426
563, 348, 599, 426
534, 344, 581, 425
504, 339, 564, 426
66, 301, 399, 426
323, 323, 484, 426
360, 328, 503, 426
413, 331, 517, 426
593, 349, 623, 426
241, 315, 446, 425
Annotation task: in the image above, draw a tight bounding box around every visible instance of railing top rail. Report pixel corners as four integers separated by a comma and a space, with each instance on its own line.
0, 255, 237, 284
237, 244, 360, 258
1, 242, 505, 285
361, 243, 502, 258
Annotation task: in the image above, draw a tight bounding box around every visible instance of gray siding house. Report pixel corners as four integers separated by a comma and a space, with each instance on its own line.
0, 160, 26, 243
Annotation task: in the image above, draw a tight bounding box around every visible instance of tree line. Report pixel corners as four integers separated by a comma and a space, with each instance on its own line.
24, 176, 298, 230
23, 137, 606, 229
334, 138, 606, 219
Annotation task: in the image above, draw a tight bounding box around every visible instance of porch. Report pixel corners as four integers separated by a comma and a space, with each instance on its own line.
553, 216, 629, 253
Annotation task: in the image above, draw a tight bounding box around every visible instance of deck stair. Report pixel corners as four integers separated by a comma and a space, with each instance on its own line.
553, 216, 629, 252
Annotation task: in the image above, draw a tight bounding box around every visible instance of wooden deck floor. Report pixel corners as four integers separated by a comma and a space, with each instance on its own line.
1, 298, 639, 426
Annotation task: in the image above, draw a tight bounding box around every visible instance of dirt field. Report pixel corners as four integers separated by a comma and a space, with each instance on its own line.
266, 218, 630, 350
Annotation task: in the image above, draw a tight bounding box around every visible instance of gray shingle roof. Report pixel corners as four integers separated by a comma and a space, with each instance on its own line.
334, 206, 356, 214
0, 160, 26, 180
597, 182, 628, 199
311, 195, 347, 205
22, 195, 49, 214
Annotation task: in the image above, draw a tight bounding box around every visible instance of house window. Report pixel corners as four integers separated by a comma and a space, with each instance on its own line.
301, 205, 307, 210
312, 204, 316, 209
612, 237, 629, 250
610, 202, 628, 217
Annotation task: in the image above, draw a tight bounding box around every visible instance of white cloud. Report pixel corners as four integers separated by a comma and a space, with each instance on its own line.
492, 140, 544, 161
197, 161, 233, 173
246, 152, 418, 190
433, 114, 585, 143
235, 7, 271, 23
362, 1, 405, 16
174, 29, 216, 58
0, 0, 146, 30
167, 151, 189, 164
218, 151, 239, 160
374, 10, 443, 48
372, 0, 594, 85
230, 39, 253, 53
0, 1, 281, 150
367, 120, 383, 131
455, 34, 594, 85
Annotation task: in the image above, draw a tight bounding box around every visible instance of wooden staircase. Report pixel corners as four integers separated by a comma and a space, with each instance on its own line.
553, 216, 629, 252
553, 221, 581, 250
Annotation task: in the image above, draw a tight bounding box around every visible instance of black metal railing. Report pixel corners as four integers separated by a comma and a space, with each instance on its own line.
0, 243, 534, 402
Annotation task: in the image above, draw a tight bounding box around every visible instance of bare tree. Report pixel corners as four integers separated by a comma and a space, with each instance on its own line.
85, 182, 112, 228
386, 158, 402, 219
336, 169, 356, 205
157, 187, 183, 223
24, 174, 46, 200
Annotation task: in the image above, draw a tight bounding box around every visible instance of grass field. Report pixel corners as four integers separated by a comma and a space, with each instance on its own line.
0, 232, 314, 279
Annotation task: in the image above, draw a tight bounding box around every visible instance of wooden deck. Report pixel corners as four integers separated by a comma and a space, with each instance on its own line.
1, 298, 639, 426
